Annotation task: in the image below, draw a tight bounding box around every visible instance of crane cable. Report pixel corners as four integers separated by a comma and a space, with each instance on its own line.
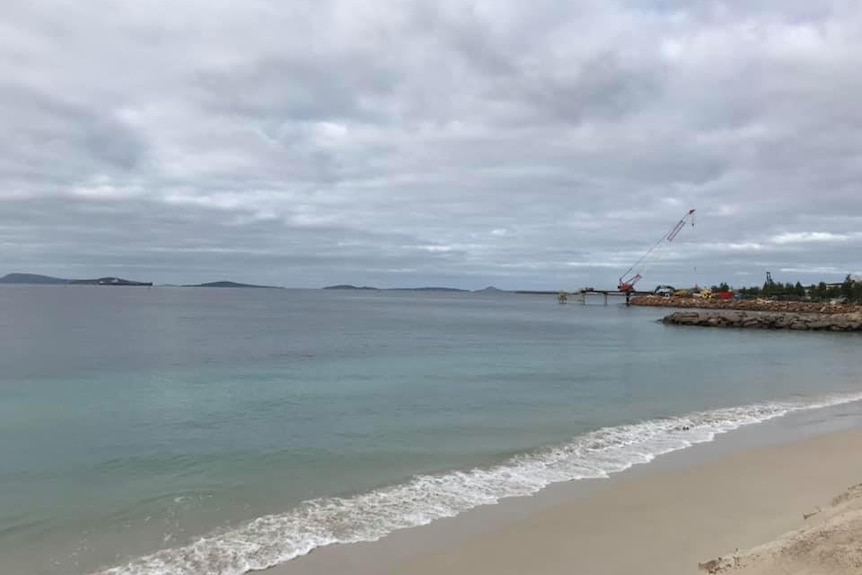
619, 208, 696, 286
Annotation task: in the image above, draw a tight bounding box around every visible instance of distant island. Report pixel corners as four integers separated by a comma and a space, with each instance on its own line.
184, 281, 282, 289
0, 273, 68, 285
323, 284, 508, 293
0, 273, 285, 289
323, 284, 471, 292
389, 287, 469, 292
1, 273, 518, 293
323, 284, 379, 291
70, 277, 153, 286
0, 273, 152, 286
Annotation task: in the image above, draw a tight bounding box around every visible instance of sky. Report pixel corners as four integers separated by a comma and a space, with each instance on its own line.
2, 0, 861, 289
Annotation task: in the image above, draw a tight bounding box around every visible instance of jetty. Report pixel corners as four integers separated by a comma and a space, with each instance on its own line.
564, 288, 652, 306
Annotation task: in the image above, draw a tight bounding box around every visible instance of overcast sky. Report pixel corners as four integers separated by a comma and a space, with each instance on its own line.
2, 1, 861, 289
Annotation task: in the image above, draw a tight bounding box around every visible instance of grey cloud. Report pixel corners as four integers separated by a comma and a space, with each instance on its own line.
0, 86, 146, 189
525, 53, 666, 124
1, 1, 862, 289
194, 55, 396, 122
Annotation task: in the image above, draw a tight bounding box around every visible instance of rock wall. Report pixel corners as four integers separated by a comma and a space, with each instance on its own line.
662, 310, 862, 332
632, 295, 861, 315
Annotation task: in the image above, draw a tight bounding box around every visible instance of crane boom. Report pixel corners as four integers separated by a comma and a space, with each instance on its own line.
618, 208, 696, 293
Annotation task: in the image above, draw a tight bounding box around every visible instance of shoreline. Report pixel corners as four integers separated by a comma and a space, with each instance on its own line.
92, 395, 862, 575
270, 401, 862, 575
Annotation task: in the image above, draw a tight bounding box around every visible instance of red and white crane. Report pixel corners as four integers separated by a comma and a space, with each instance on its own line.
618, 208, 696, 293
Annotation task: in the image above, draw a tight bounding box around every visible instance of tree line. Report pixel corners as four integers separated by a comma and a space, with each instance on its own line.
711, 275, 862, 303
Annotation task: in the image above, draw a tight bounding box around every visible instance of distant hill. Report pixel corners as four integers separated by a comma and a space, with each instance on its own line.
323, 284, 379, 290
185, 281, 281, 289
324, 284, 471, 292
0, 273, 152, 286
0, 273, 68, 285
388, 287, 469, 292
69, 277, 153, 286
474, 286, 507, 293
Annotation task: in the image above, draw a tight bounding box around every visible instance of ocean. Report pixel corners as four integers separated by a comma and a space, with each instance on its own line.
1, 286, 860, 575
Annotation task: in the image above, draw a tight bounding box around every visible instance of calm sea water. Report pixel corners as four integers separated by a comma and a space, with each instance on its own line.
1, 286, 860, 575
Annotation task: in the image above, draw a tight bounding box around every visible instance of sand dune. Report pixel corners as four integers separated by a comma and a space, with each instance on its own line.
700, 484, 862, 575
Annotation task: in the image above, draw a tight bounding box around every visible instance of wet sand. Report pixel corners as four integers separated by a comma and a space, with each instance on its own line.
271, 427, 862, 575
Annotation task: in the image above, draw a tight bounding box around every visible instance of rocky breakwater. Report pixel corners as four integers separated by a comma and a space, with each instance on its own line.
631, 295, 860, 315
662, 310, 862, 332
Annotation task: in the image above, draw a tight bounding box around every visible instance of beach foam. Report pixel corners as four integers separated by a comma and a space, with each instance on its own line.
93, 392, 862, 575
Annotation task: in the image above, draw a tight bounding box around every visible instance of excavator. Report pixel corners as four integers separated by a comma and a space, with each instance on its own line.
618, 208, 696, 293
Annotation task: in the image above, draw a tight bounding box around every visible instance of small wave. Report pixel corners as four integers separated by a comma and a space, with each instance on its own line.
94, 392, 862, 575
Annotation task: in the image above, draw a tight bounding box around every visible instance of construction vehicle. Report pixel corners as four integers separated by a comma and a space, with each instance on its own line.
618, 209, 696, 293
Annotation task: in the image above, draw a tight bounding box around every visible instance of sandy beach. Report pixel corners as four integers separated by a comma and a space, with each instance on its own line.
273, 426, 862, 575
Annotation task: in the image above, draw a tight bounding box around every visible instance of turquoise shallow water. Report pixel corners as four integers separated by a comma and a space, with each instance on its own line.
0, 286, 860, 575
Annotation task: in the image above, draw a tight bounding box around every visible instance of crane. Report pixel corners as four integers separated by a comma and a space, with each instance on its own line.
618, 208, 696, 293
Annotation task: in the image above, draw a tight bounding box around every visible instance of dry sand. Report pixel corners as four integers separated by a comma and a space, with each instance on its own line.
272, 428, 862, 575
699, 483, 862, 575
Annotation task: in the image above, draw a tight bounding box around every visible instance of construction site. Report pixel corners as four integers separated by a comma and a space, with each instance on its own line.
558, 207, 862, 311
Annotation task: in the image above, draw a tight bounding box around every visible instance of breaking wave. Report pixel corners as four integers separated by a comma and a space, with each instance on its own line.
94, 392, 862, 575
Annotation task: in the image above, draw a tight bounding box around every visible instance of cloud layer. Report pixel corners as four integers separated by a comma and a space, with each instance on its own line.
3, 0, 861, 288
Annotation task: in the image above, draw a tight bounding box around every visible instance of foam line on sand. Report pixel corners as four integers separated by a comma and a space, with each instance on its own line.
276, 427, 862, 575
